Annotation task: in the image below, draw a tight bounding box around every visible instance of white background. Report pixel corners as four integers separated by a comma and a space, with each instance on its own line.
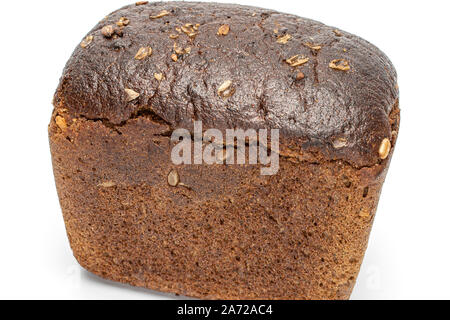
0, 0, 449, 300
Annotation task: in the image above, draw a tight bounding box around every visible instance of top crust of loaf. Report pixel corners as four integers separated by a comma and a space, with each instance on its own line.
54, 1, 399, 167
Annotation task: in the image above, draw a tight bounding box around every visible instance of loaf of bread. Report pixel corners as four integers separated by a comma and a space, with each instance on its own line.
49, 1, 400, 299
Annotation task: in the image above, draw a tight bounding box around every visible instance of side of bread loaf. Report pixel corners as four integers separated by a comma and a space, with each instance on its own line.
49, 1, 399, 299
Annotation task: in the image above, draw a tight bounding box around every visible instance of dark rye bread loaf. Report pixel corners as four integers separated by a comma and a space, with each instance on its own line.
49, 1, 400, 299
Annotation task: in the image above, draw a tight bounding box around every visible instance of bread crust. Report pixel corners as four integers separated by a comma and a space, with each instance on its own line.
50, 1, 400, 299
55, 1, 398, 167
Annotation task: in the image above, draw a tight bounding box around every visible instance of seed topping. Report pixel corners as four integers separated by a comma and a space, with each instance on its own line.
80, 35, 93, 48
116, 17, 130, 27
101, 25, 115, 38
217, 24, 230, 36
150, 10, 170, 19
167, 170, 180, 187
173, 43, 183, 54
181, 24, 198, 38
217, 80, 235, 98
329, 59, 350, 71
135, 46, 152, 60
378, 138, 391, 160
173, 43, 191, 55
125, 88, 140, 102
277, 34, 292, 44
285, 55, 309, 67
55, 116, 67, 131
333, 137, 348, 149
101, 23, 124, 39
333, 29, 343, 37
304, 42, 322, 51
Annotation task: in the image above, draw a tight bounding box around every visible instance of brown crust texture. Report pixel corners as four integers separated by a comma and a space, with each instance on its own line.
50, 1, 400, 300
55, 1, 398, 167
